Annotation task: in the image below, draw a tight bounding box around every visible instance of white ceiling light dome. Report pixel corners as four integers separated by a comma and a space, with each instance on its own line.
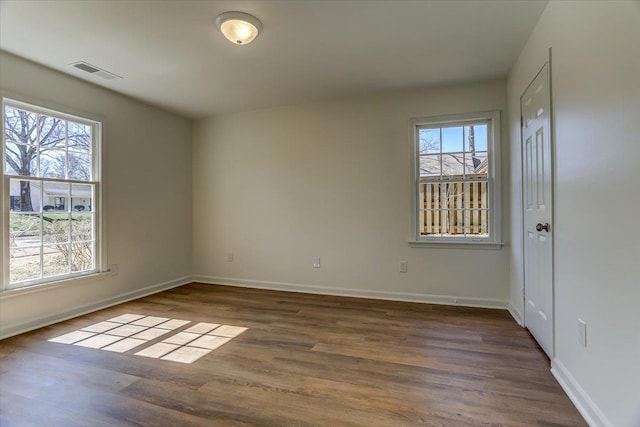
215, 11, 262, 45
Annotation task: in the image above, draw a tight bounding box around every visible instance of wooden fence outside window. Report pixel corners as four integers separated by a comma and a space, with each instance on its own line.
418, 174, 488, 236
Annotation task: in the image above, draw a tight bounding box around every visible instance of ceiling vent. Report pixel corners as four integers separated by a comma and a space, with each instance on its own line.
70, 61, 122, 80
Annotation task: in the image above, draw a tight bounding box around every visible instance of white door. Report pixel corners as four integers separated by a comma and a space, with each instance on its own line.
521, 63, 554, 358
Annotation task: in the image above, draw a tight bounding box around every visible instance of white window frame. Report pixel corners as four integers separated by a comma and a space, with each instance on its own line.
2, 98, 105, 291
409, 111, 502, 249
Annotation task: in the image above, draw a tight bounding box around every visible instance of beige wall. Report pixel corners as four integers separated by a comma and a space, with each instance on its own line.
193, 80, 510, 307
507, 1, 640, 426
0, 52, 193, 337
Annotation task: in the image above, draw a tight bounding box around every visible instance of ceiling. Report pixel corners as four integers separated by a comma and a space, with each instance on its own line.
0, 0, 547, 119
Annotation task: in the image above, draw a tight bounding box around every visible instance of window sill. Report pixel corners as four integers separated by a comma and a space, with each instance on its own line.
0, 269, 114, 300
408, 240, 504, 250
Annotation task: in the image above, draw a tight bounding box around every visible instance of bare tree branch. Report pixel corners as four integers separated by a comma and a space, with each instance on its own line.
39, 117, 65, 149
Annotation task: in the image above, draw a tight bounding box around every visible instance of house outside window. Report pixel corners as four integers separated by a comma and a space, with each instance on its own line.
2, 99, 102, 290
410, 111, 502, 247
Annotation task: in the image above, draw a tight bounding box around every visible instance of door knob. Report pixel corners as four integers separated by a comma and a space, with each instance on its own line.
536, 223, 550, 232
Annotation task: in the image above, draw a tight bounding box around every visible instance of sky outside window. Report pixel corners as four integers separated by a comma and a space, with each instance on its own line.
420, 124, 488, 153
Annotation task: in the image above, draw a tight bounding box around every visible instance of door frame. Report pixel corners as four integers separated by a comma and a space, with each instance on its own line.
520, 48, 556, 356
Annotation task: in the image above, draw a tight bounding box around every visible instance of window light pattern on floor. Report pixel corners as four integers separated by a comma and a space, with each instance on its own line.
48, 314, 247, 364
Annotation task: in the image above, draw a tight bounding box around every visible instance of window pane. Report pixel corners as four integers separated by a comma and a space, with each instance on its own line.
420, 209, 468, 236
468, 152, 488, 178
43, 181, 69, 212
68, 152, 91, 181
5, 142, 37, 176
464, 124, 488, 152
441, 182, 465, 210
10, 213, 41, 248
419, 155, 441, 178
9, 179, 41, 212
43, 213, 70, 244
71, 213, 93, 241
419, 210, 443, 235
441, 153, 465, 176
463, 210, 489, 236
462, 182, 489, 211
10, 246, 41, 283
419, 128, 440, 154
39, 116, 66, 149
40, 149, 66, 179
440, 209, 465, 235
418, 182, 444, 210
72, 183, 93, 212
71, 241, 94, 272
68, 121, 91, 154
441, 126, 463, 153
43, 244, 70, 277
4, 106, 37, 144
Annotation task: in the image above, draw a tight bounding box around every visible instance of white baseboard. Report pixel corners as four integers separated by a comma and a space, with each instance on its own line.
508, 302, 524, 326
551, 358, 612, 427
192, 275, 508, 309
0, 275, 192, 340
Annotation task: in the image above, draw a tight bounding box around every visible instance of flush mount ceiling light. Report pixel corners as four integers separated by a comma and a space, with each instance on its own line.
215, 11, 262, 45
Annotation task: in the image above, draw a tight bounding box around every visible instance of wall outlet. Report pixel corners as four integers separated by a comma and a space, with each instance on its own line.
227, 252, 234, 262
399, 261, 408, 273
313, 257, 321, 268
578, 318, 587, 347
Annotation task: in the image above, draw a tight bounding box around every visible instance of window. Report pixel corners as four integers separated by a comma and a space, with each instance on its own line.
410, 111, 501, 246
9, 196, 20, 211
2, 99, 102, 290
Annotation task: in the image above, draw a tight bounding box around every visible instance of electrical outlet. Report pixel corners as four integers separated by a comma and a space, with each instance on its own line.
578, 318, 587, 347
313, 257, 321, 268
399, 261, 408, 273
227, 252, 234, 262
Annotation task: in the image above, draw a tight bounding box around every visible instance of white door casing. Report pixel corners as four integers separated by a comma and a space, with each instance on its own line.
521, 62, 554, 358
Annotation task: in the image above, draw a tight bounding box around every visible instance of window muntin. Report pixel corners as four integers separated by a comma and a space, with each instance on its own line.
3, 99, 101, 290
411, 112, 500, 244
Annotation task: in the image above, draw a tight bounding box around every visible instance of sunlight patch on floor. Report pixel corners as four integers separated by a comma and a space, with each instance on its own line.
48, 314, 247, 364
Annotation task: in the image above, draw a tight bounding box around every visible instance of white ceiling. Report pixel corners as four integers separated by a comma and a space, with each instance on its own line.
0, 0, 547, 119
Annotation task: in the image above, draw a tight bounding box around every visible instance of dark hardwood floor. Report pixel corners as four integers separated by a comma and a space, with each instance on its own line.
0, 283, 586, 426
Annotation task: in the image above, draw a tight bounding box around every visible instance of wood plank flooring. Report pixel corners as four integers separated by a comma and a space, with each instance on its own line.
0, 283, 586, 426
